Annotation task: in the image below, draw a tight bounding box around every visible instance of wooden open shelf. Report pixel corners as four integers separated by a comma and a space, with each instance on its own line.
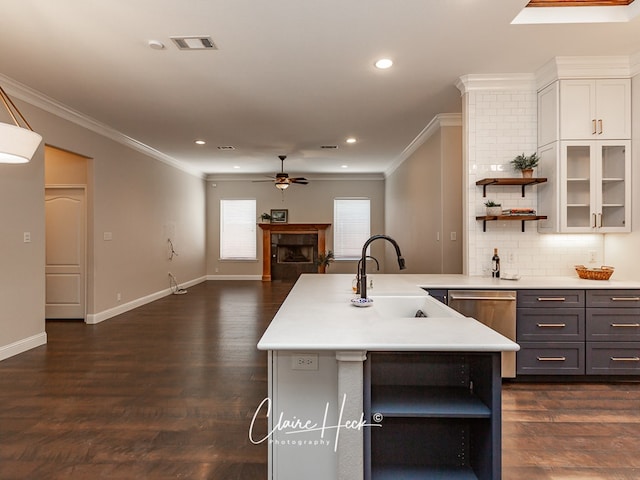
476, 215, 548, 232
476, 178, 547, 197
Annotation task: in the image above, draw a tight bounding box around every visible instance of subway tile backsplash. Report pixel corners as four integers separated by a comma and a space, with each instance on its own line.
463, 85, 604, 277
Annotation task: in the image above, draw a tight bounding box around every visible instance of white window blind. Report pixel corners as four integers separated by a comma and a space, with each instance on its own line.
333, 198, 370, 260
220, 199, 256, 260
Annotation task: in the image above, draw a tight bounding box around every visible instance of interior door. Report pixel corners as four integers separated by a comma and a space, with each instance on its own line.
45, 187, 86, 319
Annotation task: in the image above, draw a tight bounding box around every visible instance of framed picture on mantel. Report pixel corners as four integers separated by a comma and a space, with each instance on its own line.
270, 209, 288, 223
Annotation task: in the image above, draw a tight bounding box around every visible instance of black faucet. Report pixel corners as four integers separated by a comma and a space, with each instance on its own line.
355, 255, 380, 295
359, 235, 406, 299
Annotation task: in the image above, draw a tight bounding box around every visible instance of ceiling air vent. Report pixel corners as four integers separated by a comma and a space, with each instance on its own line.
170, 36, 217, 50
320, 145, 338, 149
217, 146, 235, 150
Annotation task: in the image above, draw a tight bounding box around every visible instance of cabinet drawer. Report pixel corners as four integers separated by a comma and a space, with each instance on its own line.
517, 308, 584, 341
586, 290, 640, 308
517, 290, 584, 308
517, 342, 585, 375
586, 309, 640, 341
586, 342, 640, 375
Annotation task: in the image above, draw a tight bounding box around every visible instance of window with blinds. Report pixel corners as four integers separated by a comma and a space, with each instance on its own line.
220, 199, 257, 260
333, 198, 370, 260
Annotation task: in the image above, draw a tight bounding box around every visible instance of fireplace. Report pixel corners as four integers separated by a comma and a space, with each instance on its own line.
258, 223, 331, 281
277, 245, 314, 264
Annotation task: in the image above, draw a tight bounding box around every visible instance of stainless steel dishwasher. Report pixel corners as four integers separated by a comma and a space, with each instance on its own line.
448, 290, 517, 378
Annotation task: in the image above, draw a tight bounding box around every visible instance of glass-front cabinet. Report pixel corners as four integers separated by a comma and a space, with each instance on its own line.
561, 140, 630, 233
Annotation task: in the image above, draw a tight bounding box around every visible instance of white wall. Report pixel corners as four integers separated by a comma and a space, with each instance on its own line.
459, 75, 605, 277
604, 71, 640, 280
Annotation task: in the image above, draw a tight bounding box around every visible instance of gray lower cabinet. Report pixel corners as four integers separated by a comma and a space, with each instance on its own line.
516, 288, 640, 376
586, 290, 640, 374
516, 290, 586, 375
364, 352, 502, 480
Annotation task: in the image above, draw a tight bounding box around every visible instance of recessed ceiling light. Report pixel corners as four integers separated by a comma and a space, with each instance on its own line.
148, 40, 165, 50
233, 165, 240, 169
346, 137, 357, 144
341, 165, 348, 169
374, 58, 393, 69
194, 139, 206, 145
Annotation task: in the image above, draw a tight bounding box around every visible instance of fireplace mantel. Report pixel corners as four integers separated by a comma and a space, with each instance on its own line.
258, 223, 331, 281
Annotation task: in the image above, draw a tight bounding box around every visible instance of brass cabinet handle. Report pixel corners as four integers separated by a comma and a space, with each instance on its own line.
610, 323, 640, 328
611, 357, 640, 362
536, 297, 566, 302
537, 323, 567, 328
611, 297, 640, 302
592, 213, 597, 228
592, 119, 597, 135
537, 356, 566, 361
598, 119, 603, 134
598, 212, 602, 228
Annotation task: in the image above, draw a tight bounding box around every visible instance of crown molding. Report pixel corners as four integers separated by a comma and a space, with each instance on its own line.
535, 55, 633, 89
206, 172, 385, 182
455, 74, 536, 95
385, 113, 462, 178
0, 74, 204, 179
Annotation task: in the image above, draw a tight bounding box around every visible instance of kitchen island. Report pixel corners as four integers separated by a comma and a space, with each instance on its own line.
257, 274, 521, 480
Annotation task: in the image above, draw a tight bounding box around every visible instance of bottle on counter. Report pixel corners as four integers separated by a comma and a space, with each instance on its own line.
492, 248, 500, 278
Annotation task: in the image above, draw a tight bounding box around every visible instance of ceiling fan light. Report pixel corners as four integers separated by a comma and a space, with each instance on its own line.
275, 182, 289, 190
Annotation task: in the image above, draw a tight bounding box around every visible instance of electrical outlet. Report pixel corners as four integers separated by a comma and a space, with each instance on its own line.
292, 354, 318, 371
588, 250, 597, 263
116, 292, 121, 302
508, 252, 515, 263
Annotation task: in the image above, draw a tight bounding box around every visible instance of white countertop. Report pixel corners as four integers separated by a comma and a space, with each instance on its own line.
367, 273, 640, 290
257, 274, 519, 352
258, 273, 640, 352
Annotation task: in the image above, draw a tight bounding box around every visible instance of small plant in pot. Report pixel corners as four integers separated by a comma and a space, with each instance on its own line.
315, 250, 335, 273
510, 152, 539, 178
259, 212, 272, 223
485, 200, 502, 217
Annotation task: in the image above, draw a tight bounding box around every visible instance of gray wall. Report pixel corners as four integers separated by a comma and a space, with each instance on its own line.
206, 177, 385, 277
384, 119, 463, 273
1, 97, 207, 357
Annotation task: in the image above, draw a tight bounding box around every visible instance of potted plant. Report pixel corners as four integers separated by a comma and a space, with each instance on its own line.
485, 200, 502, 216
315, 250, 335, 273
510, 152, 539, 178
259, 212, 272, 223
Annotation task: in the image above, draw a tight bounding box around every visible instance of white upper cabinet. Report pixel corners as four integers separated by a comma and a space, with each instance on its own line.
559, 79, 631, 140
538, 140, 631, 234
538, 79, 631, 146
537, 75, 632, 234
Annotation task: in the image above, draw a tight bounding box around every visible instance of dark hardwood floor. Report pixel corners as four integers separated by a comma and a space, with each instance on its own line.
0, 281, 293, 480
1, 280, 640, 479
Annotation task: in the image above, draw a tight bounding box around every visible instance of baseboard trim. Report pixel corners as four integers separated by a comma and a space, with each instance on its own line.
0, 332, 47, 362
86, 276, 207, 325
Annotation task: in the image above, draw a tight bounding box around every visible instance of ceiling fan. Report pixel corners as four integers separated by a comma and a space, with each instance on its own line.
255, 155, 309, 190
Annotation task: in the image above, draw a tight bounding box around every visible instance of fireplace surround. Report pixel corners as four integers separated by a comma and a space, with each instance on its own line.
258, 223, 331, 281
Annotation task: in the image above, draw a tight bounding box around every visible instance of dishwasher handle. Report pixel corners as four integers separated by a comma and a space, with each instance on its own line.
449, 294, 516, 302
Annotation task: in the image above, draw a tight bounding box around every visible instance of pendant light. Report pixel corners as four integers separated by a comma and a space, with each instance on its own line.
0, 85, 42, 164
